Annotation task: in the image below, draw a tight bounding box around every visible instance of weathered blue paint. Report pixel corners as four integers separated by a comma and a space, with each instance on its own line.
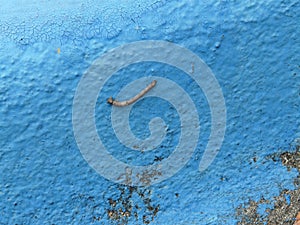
0, 0, 299, 224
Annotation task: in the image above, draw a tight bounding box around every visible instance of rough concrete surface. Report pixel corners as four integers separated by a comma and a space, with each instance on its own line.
0, 0, 299, 224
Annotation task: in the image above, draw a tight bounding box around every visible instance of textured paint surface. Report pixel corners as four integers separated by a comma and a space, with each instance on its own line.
0, 0, 299, 224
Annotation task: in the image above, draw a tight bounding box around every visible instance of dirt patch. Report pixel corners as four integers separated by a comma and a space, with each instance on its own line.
236, 140, 300, 224
106, 185, 160, 225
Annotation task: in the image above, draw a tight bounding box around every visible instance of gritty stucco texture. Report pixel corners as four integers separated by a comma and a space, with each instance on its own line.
0, 0, 299, 224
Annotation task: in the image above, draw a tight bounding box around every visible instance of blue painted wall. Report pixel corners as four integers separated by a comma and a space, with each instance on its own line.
0, 0, 299, 224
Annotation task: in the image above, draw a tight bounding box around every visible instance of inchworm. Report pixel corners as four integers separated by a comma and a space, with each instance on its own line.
107, 80, 157, 107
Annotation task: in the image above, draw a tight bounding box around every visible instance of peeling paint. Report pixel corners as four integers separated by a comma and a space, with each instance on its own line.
106, 186, 160, 224
237, 140, 300, 224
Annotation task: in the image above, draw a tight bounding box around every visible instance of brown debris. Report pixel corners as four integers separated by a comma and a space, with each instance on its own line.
294, 212, 300, 225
